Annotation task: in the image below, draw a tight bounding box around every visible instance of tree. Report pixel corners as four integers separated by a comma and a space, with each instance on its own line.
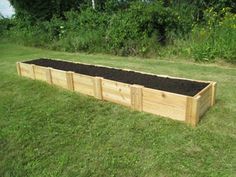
9, 0, 87, 21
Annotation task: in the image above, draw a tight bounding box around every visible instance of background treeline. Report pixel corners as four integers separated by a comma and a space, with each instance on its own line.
0, 0, 236, 62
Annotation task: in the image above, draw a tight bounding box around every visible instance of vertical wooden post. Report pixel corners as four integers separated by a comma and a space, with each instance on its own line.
46, 67, 52, 84
16, 62, 21, 76
94, 77, 103, 100
186, 96, 201, 127
66, 71, 74, 91
211, 82, 217, 106
31, 64, 36, 79
131, 85, 143, 111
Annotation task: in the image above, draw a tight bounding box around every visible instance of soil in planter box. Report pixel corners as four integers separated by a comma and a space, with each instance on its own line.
25, 59, 209, 96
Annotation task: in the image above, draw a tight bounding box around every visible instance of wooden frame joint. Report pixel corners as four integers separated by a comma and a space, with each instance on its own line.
66, 71, 74, 91
31, 64, 36, 79
131, 85, 143, 111
94, 77, 103, 100
186, 95, 201, 127
46, 67, 52, 84
16, 62, 21, 76
211, 82, 217, 106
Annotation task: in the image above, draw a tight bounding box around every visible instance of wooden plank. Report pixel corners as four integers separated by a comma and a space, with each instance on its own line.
46, 67, 52, 84
186, 96, 200, 127
20, 63, 34, 79
94, 77, 103, 100
16, 62, 21, 76
142, 88, 187, 121
191, 96, 200, 127
211, 82, 217, 106
50, 69, 68, 89
143, 99, 186, 121
199, 101, 211, 117
103, 92, 131, 107
143, 87, 187, 109
66, 71, 74, 91
131, 85, 143, 111
195, 83, 211, 97
34, 65, 47, 82
31, 64, 36, 80
73, 73, 95, 96
102, 79, 131, 106
196, 83, 212, 117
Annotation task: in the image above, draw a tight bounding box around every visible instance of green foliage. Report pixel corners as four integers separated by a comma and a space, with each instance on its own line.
53, 9, 108, 52
1, 0, 235, 62
106, 2, 180, 55
0, 18, 14, 36
189, 8, 236, 62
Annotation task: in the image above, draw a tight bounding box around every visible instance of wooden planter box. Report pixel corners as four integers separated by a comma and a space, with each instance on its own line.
16, 59, 216, 126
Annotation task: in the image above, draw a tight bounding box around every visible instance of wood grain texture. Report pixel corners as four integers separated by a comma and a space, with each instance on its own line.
142, 88, 187, 121
66, 71, 74, 91
31, 64, 36, 80
131, 85, 143, 111
50, 69, 68, 89
211, 82, 217, 106
102, 79, 131, 106
20, 63, 34, 79
196, 83, 212, 117
34, 65, 47, 82
46, 68, 52, 84
94, 77, 103, 100
73, 73, 95, 96
186, 96, 201, 126
16, 62, 21, 76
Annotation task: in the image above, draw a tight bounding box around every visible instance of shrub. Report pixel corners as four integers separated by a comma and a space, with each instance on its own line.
0, 18, 15, 36
190, 8, 236, 62
106, 1, 181, 55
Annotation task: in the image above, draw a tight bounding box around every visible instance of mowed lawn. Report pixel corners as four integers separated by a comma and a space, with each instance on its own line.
0, 42, 235, 177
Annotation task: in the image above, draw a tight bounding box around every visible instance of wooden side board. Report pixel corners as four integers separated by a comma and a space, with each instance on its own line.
34, 65, 48, 82
19, 62, 35, 79
16, 61, 216, 126
142, 87, 188, 121
102, 79, 131, 107
73, 73, 94, 96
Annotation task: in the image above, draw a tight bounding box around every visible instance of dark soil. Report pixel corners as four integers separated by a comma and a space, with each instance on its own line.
24, 58, 209, 96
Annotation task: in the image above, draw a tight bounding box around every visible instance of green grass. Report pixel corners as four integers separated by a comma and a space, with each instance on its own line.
0, 42, 235, 177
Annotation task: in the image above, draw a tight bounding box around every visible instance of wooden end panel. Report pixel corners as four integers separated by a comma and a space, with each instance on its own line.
34, 65, 48, 82
102, 79, 131, 107
19, 63, 34, 79
16, 62, 21, 76
142, 88, 187, 121
50, 69, 68, 89
196, 84, 212, 117
211, 82, 217, 106
73, 73, 94, 96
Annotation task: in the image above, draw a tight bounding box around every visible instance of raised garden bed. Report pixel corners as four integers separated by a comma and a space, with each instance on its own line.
16, 58, 217, 126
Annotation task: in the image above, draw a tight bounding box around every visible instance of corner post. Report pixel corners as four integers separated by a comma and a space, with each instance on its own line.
131, 85, 143, 111
186, 96, 201, 127
66, 71, 74, 91
46, 67, 52, 84
94, 77, 103, 100
31, 64, 36, 79
16, 62, 21, 76
211, 82, 217, 106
